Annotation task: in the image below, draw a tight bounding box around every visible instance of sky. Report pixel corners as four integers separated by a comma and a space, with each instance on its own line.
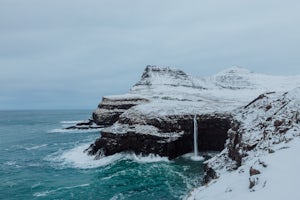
1, 0, 300, 110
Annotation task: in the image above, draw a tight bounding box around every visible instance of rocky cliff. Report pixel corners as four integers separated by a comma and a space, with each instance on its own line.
187, 87, 300, 200
203, 89, 300, 183
80, 65, 300, 161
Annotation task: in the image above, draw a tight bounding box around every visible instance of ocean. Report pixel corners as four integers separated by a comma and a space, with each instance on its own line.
0, 110, 205, 200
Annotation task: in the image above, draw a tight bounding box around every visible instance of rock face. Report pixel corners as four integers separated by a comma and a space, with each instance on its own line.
203, 88, 300, 184
86, 114, 233, 159
84, 65, 300, 161
92, 97, 149, 126
64, 119, 103, 130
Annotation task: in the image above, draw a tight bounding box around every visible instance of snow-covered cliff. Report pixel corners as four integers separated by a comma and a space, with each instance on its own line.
92, 65, 300, 121
72, 65, 300, 199
187, 88, 300, 200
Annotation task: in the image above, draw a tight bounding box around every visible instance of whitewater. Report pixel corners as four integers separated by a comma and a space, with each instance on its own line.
0, 110, 206, 200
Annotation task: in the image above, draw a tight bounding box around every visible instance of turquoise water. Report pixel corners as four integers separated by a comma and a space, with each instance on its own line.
0, 110, 204, 200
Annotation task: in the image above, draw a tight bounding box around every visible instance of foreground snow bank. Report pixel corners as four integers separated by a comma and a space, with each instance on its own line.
187, 137, 300, 200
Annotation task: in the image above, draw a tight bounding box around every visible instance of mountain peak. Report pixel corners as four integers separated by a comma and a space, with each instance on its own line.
217, 66, 252, 75
212, 66, 254, 89
142, 65, 188, 79
133, 65, 191, 88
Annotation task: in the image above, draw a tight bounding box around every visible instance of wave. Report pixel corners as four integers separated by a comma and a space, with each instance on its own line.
60, 120, 83, 124
46, 143, 123, 169
46, 143, 169, 169
125, 153, 169, 163
4, 161, 16, 166
25, 144, 48, 150
48, 128, 102, 133
33, 184, 89, 197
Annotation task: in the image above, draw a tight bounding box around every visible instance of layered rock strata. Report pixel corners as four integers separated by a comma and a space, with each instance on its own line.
86, 114, 233, 159
82, 65, 300, 162
92, 97, 149, 126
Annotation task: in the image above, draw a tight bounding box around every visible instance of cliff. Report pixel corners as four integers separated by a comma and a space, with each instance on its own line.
67, 65, 300, 199
187, 88, 300, 200
77, 65, 300, 161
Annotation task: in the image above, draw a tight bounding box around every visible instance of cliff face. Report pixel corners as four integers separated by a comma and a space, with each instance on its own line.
83, 65, 300, 160
87, 114, 233, 159
92, 97, 149, 126
202, 89, 300, 184
186, 88, 300, 200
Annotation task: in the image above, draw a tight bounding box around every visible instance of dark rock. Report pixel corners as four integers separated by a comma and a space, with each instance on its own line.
249, 177, 258, 189
92, 110, 123, 126
265, 104, 272, 111
258, 160, 267, 168
244, 94, 266, 109
87, 113, 234, 159
274, 120, 284, 128
268, 149, 275, 153
227, 121, 243, 167
203, 165, 218, 184
88, 131, 192, 159
92, 97, 149, 126
246, 143, 258, 151
249, 167, 261, 176
64, 119, 103, 130
76, 120, 94, 126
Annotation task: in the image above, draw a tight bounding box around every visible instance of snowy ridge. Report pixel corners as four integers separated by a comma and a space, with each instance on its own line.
103, 65, 300, 118
132, 65, 206, 90
187, 88, 300, 200
211, 66, 255, 89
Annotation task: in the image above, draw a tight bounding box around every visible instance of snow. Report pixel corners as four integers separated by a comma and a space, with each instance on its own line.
102, 65, 300, 118
103, 122, 184, 138
186, 137, 300, 200
186, 88, 300, 200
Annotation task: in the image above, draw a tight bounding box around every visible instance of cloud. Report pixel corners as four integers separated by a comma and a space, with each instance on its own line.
1, 0, 300, 109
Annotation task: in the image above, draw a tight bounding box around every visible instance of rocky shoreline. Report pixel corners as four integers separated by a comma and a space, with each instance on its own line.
66, 65, 300, 196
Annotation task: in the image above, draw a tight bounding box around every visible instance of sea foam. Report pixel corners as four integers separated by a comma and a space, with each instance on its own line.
48, 128, 102, 134
47, 142, 170, 169
126, 153, 169, 163
46, 143, 122, 169
25, 144, 48, 150
33, 184, 90, 197
60, 120, 83, 124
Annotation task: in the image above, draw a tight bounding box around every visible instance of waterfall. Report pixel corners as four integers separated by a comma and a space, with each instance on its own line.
193, 115, 199, 157
191, 115, 204, 161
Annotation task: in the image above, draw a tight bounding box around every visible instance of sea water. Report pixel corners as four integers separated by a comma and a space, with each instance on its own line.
0, 110, 205, 200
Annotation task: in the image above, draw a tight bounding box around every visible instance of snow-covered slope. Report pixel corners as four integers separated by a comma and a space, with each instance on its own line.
102, 65, 300, 118
187, 138, 300, 200
187, 88, 300, 200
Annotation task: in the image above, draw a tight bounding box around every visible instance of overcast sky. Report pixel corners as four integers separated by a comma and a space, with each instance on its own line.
1, 0, 300, 110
